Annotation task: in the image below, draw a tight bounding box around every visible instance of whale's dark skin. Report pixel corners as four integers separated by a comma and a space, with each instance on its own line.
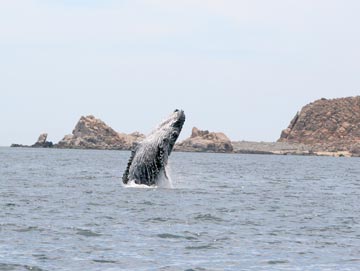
122, 110, 185, 186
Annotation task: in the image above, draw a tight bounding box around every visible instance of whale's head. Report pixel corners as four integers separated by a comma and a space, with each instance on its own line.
151, 109, 185, 155
122, 109, 185, 185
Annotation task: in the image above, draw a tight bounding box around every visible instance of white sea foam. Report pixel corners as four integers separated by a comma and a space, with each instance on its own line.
156, 165, 173, 189
123, 165, 173, 189
123, 181, 155, 189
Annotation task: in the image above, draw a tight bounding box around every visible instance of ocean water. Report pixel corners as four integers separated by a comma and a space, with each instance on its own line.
0, 147, 359, 271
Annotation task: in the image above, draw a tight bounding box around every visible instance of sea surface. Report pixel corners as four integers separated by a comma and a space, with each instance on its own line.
0, 147, 359, 271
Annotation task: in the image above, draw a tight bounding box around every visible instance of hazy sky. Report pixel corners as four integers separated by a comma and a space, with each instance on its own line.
1, 0, 359, 146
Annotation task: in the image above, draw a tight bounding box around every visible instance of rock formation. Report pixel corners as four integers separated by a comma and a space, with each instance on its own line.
175, 127, 233, 153
278, 96, 360, 156
11, 133, 53, 148
31, 133, 53, 148
10, 144, 26, 148
56, 115, 144, 150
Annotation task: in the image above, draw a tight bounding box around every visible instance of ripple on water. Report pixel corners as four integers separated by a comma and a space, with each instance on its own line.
145, 217, 169, 222
144, 217, 183, 224
4, 203, 17, 207
265, 259, 290, 265
76, 229, 102, 237
14, 226, 42, 233
92, 259, 118, 264
193, 213, 224, 223
157, 233, 184, 239
156, 233, 198, 241
32, 254, 50, 261
0, 263, 45, 271
185, 244, 216, 250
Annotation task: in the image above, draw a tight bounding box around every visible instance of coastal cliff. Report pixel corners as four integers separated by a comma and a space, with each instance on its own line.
278, 96, 360, 156
175, 127, 233, 153
56, 115, 144, 150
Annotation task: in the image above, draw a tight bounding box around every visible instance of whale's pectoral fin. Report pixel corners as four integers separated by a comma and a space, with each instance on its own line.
122, 149, 136, 184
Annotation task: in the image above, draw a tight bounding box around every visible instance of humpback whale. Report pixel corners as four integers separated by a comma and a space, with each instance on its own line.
122, 109, 185, 186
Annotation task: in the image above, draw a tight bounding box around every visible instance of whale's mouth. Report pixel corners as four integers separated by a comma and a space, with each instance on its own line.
169, 110, 185, 152
173, 110, 185, 129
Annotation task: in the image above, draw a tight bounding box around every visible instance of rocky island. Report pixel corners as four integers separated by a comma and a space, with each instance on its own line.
175, 127, 233, 153
56, 115, 144, 150
10, 96, 360, 157
278, 96, 360, 157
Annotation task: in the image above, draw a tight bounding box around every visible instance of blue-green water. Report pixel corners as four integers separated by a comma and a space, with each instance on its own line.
1, 147, 359, 271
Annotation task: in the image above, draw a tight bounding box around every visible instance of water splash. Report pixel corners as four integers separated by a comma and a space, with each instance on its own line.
123, 165, 173, 189
156, 165, 173, 189
122, 180, 154, 189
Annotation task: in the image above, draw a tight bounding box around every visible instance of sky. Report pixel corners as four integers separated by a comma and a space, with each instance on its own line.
1, 0, 359, 146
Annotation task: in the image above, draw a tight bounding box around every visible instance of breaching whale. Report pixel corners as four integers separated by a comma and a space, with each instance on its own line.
122, 109, 185, 186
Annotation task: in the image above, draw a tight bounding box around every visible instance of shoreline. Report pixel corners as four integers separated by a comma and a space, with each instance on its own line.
7, 144, 357, 157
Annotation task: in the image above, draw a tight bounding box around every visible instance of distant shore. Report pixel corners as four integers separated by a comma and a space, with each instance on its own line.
9, 96, 360, 158
231, 141, 353, 157
8, 142, 355, 157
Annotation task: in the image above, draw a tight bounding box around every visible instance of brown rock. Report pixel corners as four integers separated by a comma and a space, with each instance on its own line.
278, 96, 360, 156
31, 133, 53, 148
117, 131, 145, 150
175, 127, 233, 153
56, 115, 144, 150
36, 133, 48, 145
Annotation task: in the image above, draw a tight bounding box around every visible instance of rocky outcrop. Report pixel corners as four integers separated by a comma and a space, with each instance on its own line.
31, 133, 53, 148
175, 127, 233, 153
56, 115, 144, 150
117, 132, 145, 150
11, 133, 53, 148
10, 144, 26, 148
278, 96, 360, 156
